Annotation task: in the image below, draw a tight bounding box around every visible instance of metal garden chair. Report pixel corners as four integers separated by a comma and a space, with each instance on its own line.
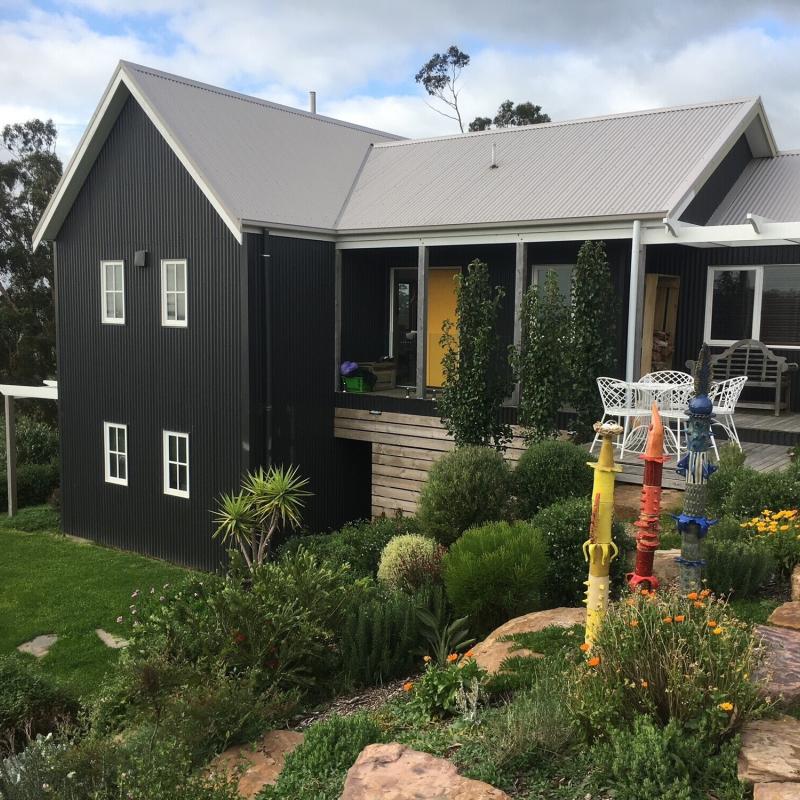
708, 376, 748, 455
593, 377, 649, 456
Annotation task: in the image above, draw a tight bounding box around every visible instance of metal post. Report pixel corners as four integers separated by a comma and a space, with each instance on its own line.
4, 394, 16, 517
334, 248, 342, 392
512, 240, 527, 405
626, 220, 643, 382
416, 244, 429, 398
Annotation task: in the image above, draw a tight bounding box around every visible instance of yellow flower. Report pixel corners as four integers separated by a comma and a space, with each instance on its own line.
712, 626, 725, 635
780, 525, 790, 531
719, 702, 734, 712
423, 655, 431, 663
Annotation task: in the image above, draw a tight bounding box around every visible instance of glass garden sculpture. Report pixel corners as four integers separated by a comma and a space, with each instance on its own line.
583, 421, 623, 644
627, 403, 666, 592
674, 345, 717, 593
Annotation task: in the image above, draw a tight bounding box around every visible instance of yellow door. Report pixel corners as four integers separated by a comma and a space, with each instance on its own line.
427, 268, 459, 388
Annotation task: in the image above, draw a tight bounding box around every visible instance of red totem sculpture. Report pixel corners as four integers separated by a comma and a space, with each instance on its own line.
627, 403, 666, 591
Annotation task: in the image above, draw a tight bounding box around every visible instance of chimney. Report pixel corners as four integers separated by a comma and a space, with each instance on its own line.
309, 91, 317, 114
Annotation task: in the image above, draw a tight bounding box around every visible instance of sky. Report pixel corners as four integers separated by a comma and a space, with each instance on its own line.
2, 0, 800, 162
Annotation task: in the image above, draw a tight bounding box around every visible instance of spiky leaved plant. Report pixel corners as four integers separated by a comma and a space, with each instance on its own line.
213, 465, 311, 571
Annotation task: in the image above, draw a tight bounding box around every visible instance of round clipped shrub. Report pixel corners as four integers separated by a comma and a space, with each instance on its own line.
531, 497, 629, 607
442, 521, 549, 633
377, 534, 444, 593
417, 446, 511, 545
513, 440, 594, 519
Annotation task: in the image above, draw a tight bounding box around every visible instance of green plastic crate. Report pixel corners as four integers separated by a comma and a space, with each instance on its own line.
342, 375, 370, 393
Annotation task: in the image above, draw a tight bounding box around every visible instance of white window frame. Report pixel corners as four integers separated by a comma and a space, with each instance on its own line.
702, 264, 800, 347
530, 263, 575, 293
162, 430, 190, 498
100, 260, 125, 324
103, 422, 128, 486
160, 259, 188, 327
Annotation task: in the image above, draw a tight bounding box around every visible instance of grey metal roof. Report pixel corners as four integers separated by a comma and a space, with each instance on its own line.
122, 62, 401, 231
708, 152, 800, 225
336, 99, 757, 231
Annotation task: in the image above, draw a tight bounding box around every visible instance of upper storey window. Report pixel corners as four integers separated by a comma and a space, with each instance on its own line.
101, 260, 125, 324
161, 259, 188, 327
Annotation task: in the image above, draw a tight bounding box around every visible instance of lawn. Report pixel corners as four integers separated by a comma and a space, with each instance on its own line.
0, 506, 192, 698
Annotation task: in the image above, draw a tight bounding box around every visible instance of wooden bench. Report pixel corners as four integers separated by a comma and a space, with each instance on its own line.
686, 339, 797, 416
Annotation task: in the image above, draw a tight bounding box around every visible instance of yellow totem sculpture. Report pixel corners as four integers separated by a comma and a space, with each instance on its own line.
583, 421, 623, 644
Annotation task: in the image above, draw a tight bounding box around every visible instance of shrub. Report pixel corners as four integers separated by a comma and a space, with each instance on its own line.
514, 441, 595, 519
377, 534, 444, 592
443, 521, 549, 633
417, 446, 511, 545
437, 259, 514, 449
0, 463, 60, 513
280, 516, 420, 578
704, 538, 774, 599
337, 586, 422, 689
531, 497, 629, 607
261, 714, 383, 800
0, 657, 77, 756
407, 653, 486, 720
741, 509, 800, 583
708, 459, 800, 520
0, 416, 59, 466
570, 589, 768, 742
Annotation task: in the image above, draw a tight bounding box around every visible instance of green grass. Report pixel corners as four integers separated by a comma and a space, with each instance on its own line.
728, 597, 780, 625
0, 506, 192, 698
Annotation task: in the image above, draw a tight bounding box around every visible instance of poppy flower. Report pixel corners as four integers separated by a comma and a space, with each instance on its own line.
687, 592, 698, 600
403, 682, 414, 692
587, 656, 601, 667
674, 615, 685, 623
447, 653, 458, 663
579, 642, 591, 652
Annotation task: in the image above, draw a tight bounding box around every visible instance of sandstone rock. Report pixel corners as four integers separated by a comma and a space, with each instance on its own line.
754, 783, 800, 799
769, 602, 800, 632
470, 607, 584, 675
17, 634, 58, 658
756, 625, 800, 704
341, 743, 509, 800
738, 716, 800, 784
792, 565, 800, 602
209, 730, 303, 798
652, 549, 681, 586
95, 628, 128, 649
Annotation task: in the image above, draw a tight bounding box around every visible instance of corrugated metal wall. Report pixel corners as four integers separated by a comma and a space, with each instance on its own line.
56, 97, 244, 570
646, 243, 800, 410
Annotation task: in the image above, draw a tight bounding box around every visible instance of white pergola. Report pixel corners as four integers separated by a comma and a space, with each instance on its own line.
0, 382, 58, 517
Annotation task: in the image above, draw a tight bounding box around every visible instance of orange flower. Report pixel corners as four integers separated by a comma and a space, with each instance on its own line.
629, 619, 639, 627
446, 653, 458, 663
707, 620, 718, 628
719, 701, 734, 712
640, 589, 650, 596
423, 655, 431, 663
662, 616, 673, 624
674, 615, 685, 623
464, 649, 474, 659
640, 680, 649, 688
700, 589, 711, 598
403, 682, 414, 693
693, 601, 705, 609
587, 656, 601, 667
579, 642, 591, 652
687, 591, 699, 601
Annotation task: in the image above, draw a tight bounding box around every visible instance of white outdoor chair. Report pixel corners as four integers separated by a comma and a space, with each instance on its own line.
592, 377, 649, 456
709, 376, 748, 455
639, 370, 694, 456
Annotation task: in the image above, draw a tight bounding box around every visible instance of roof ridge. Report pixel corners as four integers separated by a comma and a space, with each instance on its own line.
119, 61, 403, 140
373, 96, 758, 149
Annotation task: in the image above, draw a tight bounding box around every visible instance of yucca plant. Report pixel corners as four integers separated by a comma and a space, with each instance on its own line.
213, 465, 311, 570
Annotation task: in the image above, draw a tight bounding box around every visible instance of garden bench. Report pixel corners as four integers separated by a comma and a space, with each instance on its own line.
686, 339, 797, 416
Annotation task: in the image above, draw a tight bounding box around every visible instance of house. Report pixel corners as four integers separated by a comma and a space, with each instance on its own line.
33, 62, 800, 568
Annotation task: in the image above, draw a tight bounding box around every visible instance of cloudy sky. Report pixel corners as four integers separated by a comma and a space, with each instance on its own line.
3, 0, 800, 161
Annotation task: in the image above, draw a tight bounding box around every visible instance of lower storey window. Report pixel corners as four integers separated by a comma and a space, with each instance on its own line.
705, 264, 800, 347
103, 422, 128, 485
163, 430, 190, 498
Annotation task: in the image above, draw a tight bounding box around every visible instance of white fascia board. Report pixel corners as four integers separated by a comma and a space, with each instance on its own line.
0, 384, 58, 400
33, 64, 242, 250
642, 220, 800, 246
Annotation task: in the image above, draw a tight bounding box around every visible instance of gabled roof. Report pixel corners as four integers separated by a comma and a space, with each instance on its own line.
336, 98, 776, 232
33, 62, 401, 247
709, 151, 800, 225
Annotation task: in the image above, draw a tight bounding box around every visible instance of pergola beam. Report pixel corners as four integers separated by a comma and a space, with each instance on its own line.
4, 395, 16, 517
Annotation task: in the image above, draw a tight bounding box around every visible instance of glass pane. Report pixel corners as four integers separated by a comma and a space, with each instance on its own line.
178, 465, 188, 492
166, 293, 176, 319
760, 265, 800, 346
166, 264, 176, 292
176, 264, 186, 292
115, 263, 123, 289
118, 455, 126, 480
105, 263, 114, 289
168, 435, 177, 461
710, 269, 754, 341
176, 293, 186, 320
178, 436, 187, 464
117, 427, 125, 452
114, 292, 123, 319
105, 293, 115, 319
169, 463, 178, 489
108, 427, 116, 452
535, 265, 572, 299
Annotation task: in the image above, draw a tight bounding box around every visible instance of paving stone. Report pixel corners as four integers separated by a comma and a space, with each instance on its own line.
739, 715, 800, 784
753, 783, 800, 799
756, 625, 800, 703
471, 607, 584, 675
95, 628, 128, 649
769, 602, 800, 631
16, 634, 58, 658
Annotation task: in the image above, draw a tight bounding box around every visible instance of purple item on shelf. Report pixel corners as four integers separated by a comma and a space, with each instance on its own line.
340, 361, 359, 376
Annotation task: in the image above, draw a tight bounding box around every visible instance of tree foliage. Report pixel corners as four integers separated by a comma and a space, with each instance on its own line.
437, 259, 513, 449
415, 45, 471, 132
0, 120, 62, 390
570, 241, 616, 439
469, 99, 551, 131
512, 269, 570, 443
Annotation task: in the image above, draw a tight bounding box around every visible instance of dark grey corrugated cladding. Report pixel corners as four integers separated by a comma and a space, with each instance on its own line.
56, 96, 243, 570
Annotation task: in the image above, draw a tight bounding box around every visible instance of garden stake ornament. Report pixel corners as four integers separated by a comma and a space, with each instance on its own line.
627, 403, 667, 592
674, 344, 718, 593
583, 421, 623, 644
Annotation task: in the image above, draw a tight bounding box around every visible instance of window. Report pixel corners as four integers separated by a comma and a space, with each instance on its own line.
705, 265, 800, 348
163, 431, 189, 498
101, 260, 125, 323
161, 259, 187, 326
531, 264, 573, 299
103, 422, 128, 485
